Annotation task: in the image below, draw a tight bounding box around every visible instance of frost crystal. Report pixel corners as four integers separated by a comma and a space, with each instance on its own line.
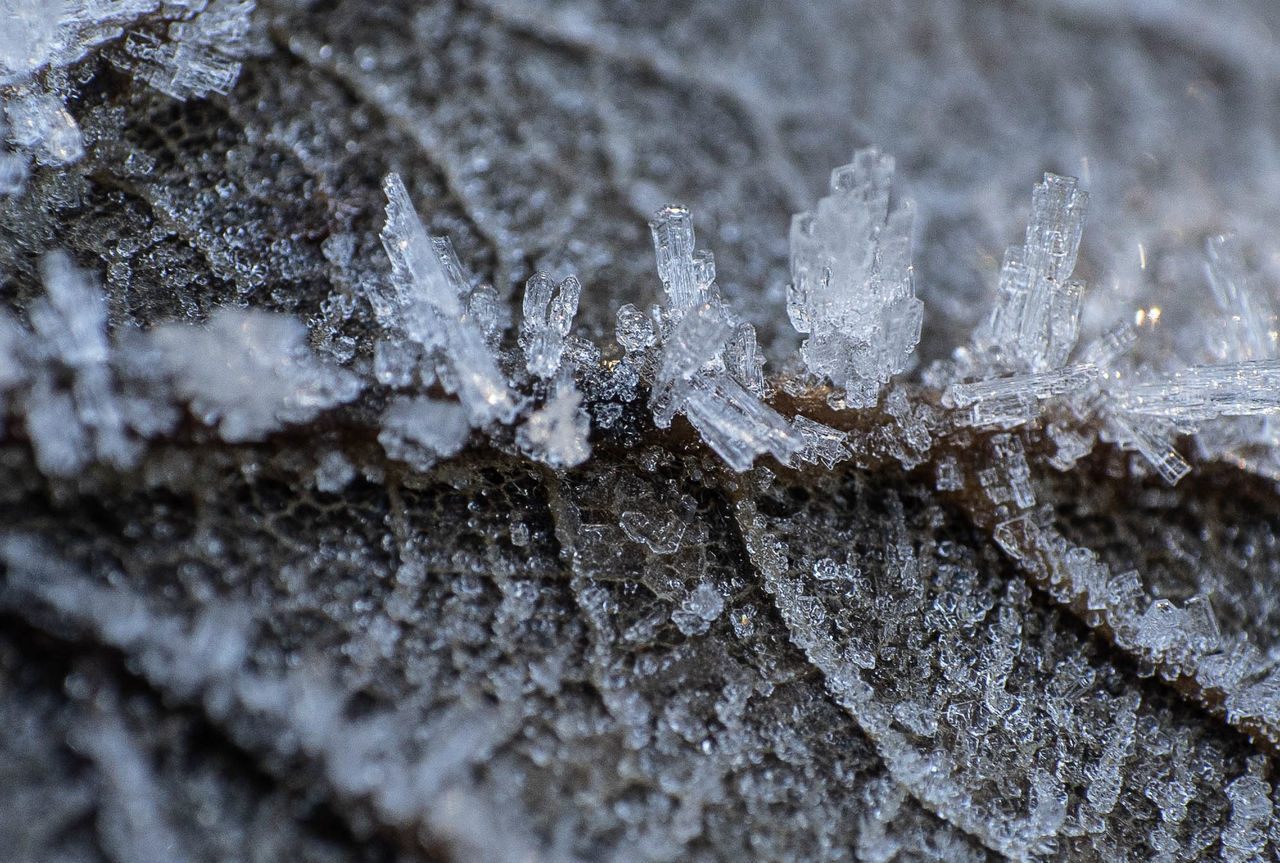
1, 1, 253, 190
973, 173, 1088, 373
788, 148, 922, 407
380, 173, 516, 426
378, 396, 470, 471
25, 252, 135, 474
153, 308, 362, 442
645, 207, 801, 471
110, 0, 256, 101
517, 383, 591, 468
520, 272, 581, 380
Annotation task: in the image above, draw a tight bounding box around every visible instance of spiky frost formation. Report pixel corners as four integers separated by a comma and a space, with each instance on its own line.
788, 148, 923, 408
8, 11, 1280, 859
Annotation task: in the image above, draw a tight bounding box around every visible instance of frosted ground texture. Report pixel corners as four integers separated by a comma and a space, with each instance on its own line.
6, 1, 1280, 862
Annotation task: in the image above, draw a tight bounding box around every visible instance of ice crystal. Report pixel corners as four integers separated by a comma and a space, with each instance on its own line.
520, 272, 581, 380
380, 173, 517, 426
109, 0, 256, 102
644, 207, 801, 470
788, 148, 923, 407
378, 396, 470, 471
516, 383, 591, 468
153, 308, 361, 442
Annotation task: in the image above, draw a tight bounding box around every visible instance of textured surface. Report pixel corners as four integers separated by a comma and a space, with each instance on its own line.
5, 1, 1280, 861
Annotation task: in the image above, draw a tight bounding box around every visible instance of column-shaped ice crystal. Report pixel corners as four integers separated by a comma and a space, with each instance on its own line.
646, 208, 802, 470
380, 173, 516, 426
650, 205, 714, 311
520, 272, 581, 380
788, 149, 923, 408
1113, 360, 1280, 421
975, 173, 1088, 373
112, 0, 255, 101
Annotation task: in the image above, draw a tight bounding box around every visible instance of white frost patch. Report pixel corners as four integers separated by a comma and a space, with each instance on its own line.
152, 308, 362, 442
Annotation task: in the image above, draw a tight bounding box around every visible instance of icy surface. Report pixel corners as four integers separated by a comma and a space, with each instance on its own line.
6, 1, 1280, 861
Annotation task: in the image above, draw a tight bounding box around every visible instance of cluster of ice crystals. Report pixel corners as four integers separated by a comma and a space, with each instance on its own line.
380, 173, 517, 426
516, 383, 591, 468
109, 0, 256, 102
0, 0, 253, 193
1114, 236, 1280, 476
976, 174, 1088, 373
377, 396, 470, 472
153, 308, 362, 443
935, 173, 1195, 482
788, 148, 923, 407
944, 172, 1092, 404
17, 252, 135, 474
643, 206, 801, 471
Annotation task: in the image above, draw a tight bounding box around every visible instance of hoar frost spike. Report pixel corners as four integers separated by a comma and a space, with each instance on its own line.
646, 206, 802, 470
788, 148, 923, 408
380, 173, 517, 426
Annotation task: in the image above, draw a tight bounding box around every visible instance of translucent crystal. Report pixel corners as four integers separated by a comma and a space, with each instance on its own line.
788, 415, 852, 469
4, 91, 84, 165
723, 321, 765, 395
1115, 360, 1280, 422
974, 173, 1088, 372
671, 583, 724, 636
646, 210, 802, 471
520, 272, 581, 379
945, 364, 1098, 429
1101, 410, 1191, 485
112, 0, 255, 101
788, 148, 922, 407
649, 206, 711, 310
615, 303, 656, 354
380, 173, 516, 426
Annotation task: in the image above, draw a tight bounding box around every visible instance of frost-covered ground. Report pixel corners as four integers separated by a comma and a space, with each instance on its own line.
5, 1, 1280, 861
